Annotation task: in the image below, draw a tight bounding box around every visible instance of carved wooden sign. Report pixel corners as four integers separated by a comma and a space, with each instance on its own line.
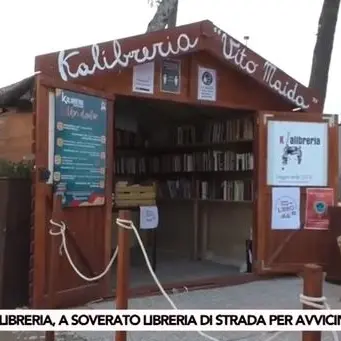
208, 23, 320, 111
35, 20, 321, 112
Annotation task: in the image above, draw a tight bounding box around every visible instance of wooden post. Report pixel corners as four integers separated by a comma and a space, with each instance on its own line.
46, 194, 63, 341
115, 210, 131, 341
302, 264, 323, 341
192, 199, 199, 260
151, 229, 157, 272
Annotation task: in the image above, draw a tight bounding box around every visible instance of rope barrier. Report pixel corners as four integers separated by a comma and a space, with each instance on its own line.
49, 219, 118, 282
49, 218, 340, 341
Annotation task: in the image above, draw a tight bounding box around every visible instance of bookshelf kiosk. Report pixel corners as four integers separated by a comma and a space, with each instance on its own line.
31, 20, 338, 308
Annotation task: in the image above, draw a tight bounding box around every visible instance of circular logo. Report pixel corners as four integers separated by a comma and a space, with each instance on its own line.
54, 155, 62, 165
56, 122, 64, 131
56, 138, 64, 147
202, 71, 213, 86
314, 201, 326, 214
53, 172, 61, 182
275, 196, 297, 219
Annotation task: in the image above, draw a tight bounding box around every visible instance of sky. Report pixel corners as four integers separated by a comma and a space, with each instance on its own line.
1, 0, 340, 114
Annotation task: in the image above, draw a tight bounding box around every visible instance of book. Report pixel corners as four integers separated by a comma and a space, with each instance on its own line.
115, 116, 254, 201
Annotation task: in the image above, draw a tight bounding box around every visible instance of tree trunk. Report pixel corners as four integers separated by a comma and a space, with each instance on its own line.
167, 2, 178, 28
309, 0, 340, 109
147, 0, 179, 32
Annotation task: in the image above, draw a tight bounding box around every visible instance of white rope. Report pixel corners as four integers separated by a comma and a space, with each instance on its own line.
299, 294, 328, 309
262, 294, 339, 341
49, 219, 118, 282
49, 217, 339, 341
116, 218, 221, 341
300, 294, 338, 341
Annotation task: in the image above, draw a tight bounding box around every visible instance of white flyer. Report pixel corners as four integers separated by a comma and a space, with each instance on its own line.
132, 62, 155, 94
267, 121, 328, 186
140, 206, 159, 230
271, 187, 300, 230
197, 66, 216, 101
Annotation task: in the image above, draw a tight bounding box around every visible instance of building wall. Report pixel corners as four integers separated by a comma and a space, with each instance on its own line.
83, 52, 295, 112
0, 112, 33, 162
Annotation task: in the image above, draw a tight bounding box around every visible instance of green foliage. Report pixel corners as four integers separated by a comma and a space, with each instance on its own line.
0, 159, 33, 179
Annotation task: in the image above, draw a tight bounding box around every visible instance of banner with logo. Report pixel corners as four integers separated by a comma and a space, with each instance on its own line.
53, 89, 107, 207
271, 187, 300, 230
304, 188, 334, 230
267, 121, 328, 187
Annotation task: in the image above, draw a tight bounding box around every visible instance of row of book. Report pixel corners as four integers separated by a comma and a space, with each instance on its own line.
201, 118, 254, 144
115, 152, 254, 175
116, 129, 144, 147
170, 118, 254, 145
157, 179, 253, 201
200, 179, 253, 201
115, 118, 254, 148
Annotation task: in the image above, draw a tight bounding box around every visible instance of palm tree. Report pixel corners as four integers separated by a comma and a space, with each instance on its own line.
309, 0, 340, 109
146, 0, 340, 112
147, 0, 179, 32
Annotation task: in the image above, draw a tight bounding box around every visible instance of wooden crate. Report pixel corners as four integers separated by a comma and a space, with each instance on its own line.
113, 181, 156, 208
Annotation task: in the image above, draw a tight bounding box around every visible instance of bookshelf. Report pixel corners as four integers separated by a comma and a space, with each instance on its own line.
114, 116, 254, 203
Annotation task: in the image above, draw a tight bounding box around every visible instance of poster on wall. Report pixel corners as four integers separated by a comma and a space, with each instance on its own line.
304, 188, 334, 230
160, 59, 181, 94
267, 121, 328, 186
53, 89, 107, 207
132, 62, 155, 94
271, 187, 300, 230
197, 66, 216, 101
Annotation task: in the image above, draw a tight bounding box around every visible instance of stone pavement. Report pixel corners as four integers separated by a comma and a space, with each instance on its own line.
5, 277, 341, 341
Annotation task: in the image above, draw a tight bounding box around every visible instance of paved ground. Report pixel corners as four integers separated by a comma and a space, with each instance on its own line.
5, 277, 341, 341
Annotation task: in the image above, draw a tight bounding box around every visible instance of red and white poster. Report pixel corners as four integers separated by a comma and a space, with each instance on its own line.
304, 188, 334, 230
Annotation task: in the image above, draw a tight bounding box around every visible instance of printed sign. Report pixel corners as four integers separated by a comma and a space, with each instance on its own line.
160, 59, 181, 93
267, 121, 328, 186
53, 89, 107, 207
304, 188, 334, 230
132, 62, 155, 94
271, 187, 300, 230
197, 66, 216, 101
140, 206, 159, 230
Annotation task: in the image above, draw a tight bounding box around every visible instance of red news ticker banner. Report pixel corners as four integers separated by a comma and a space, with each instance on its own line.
304, 188, 334, 230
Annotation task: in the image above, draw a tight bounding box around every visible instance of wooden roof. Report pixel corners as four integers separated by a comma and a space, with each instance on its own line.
0, 75, 35, 110
35, 20, 321, 112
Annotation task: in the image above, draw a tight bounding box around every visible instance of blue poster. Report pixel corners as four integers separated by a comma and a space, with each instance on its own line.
53, 89, 107, 207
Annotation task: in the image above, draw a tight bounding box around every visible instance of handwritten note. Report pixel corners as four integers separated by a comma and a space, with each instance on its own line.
140, 206, 159, 230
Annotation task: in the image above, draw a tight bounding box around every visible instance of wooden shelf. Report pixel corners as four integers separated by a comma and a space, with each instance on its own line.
115, 170, 253, 178
199, 199, 253, 204
115, 119, 254, 204
157, 198, 253, 203
116, 139, 253, 153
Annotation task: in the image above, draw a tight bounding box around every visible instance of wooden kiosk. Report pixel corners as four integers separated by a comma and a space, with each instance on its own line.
31, 20, 338, 309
